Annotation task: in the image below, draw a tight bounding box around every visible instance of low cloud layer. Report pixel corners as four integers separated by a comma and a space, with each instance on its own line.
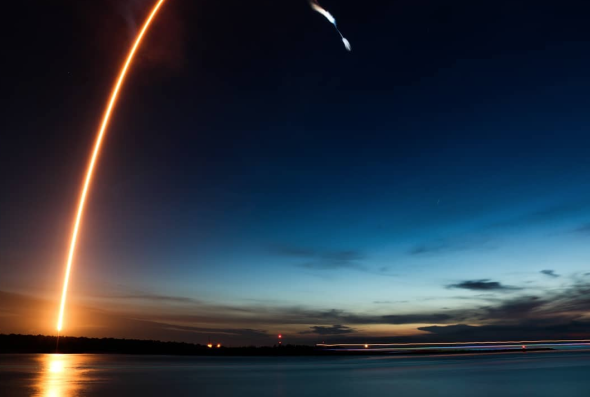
300, 325, 356, 335
447, 279, 520, 292
4, 275, 590, 344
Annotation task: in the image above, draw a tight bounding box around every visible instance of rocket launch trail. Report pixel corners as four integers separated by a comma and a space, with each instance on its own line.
56, 0, 168, 332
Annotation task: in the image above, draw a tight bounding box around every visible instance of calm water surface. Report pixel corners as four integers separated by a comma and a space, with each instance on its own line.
2, 350, 590, 396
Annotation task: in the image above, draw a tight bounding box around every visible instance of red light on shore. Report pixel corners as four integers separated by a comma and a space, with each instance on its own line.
522, 345, 526, 349
278, 334, 282, 339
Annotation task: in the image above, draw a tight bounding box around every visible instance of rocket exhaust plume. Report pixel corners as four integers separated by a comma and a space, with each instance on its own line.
56, 0, 168, 333
309, 0, 351, 51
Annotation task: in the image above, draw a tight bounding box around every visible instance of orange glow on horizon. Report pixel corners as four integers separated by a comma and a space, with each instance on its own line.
56, 0, 168, 332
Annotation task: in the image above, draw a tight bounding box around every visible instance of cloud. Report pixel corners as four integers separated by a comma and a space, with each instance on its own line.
373, 300, 408, 304
129, 279, 590, 341
117, 293, 199, 303
300, 325, 356, 335
275, 247, 363, 261
572, 223, 590, 235
149, 306, 463, 327
161, 323, 269, 339
480, 296, 544, 320
540, 269, 560, 278
6, 273, 590, 344
272, 245, 398, 277
272, 246, 367, 271
298, 259, 363, 271
418, 320, 590, 341
410, 201, 590, 258
447, 279, 521, 292
0, 290, 271, 345
409, 235, 496, 256
408, 230, 497, 258
417, 324, 475, 335
409, 243, 447, 255
379, 314, 456, 324
491, 201, 590, 230
289, 310, 464, 326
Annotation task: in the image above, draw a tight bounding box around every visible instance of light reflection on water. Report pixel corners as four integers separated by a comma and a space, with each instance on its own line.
35, 354, 94, 397
1, 350, 589, 397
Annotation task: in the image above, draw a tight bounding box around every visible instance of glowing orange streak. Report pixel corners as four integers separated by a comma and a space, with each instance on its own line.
57, 0, 168, 332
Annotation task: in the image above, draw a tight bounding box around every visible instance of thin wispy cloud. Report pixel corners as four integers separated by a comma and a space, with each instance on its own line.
572, 223, 590, 235
118, 293, 199, 304
409, 236, 496, 256
373, 300, 408, 304
300, 325, 356, 335
271, 245, 397, 276
447, 279, 521, 292
489, 201, 590, 231
410, 201, 590, 258
273, 246, 365, 270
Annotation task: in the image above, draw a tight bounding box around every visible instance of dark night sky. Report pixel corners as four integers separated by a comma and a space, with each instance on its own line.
2, 0, 590, 345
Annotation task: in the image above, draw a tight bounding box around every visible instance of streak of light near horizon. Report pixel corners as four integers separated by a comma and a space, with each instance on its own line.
316, 339, 590, 347
56, 0, 168, 332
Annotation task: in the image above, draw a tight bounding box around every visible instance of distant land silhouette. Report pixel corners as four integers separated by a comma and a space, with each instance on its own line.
1, 334, 314, 356
0, 334, 551, 356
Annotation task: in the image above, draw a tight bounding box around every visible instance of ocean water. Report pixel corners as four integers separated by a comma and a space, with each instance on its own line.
2, 350, 590, 396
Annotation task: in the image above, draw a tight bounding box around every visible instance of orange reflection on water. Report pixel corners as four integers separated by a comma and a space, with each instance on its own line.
35, 354, 93, 397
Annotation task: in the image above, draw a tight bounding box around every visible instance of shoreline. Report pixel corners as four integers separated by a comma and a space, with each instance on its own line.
1, 334, 555, 356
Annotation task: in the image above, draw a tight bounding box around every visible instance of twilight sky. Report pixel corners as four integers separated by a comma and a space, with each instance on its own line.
2, 0, 590, 346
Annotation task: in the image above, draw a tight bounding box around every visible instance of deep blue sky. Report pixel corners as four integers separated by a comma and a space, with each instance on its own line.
2, 0, 590, 345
